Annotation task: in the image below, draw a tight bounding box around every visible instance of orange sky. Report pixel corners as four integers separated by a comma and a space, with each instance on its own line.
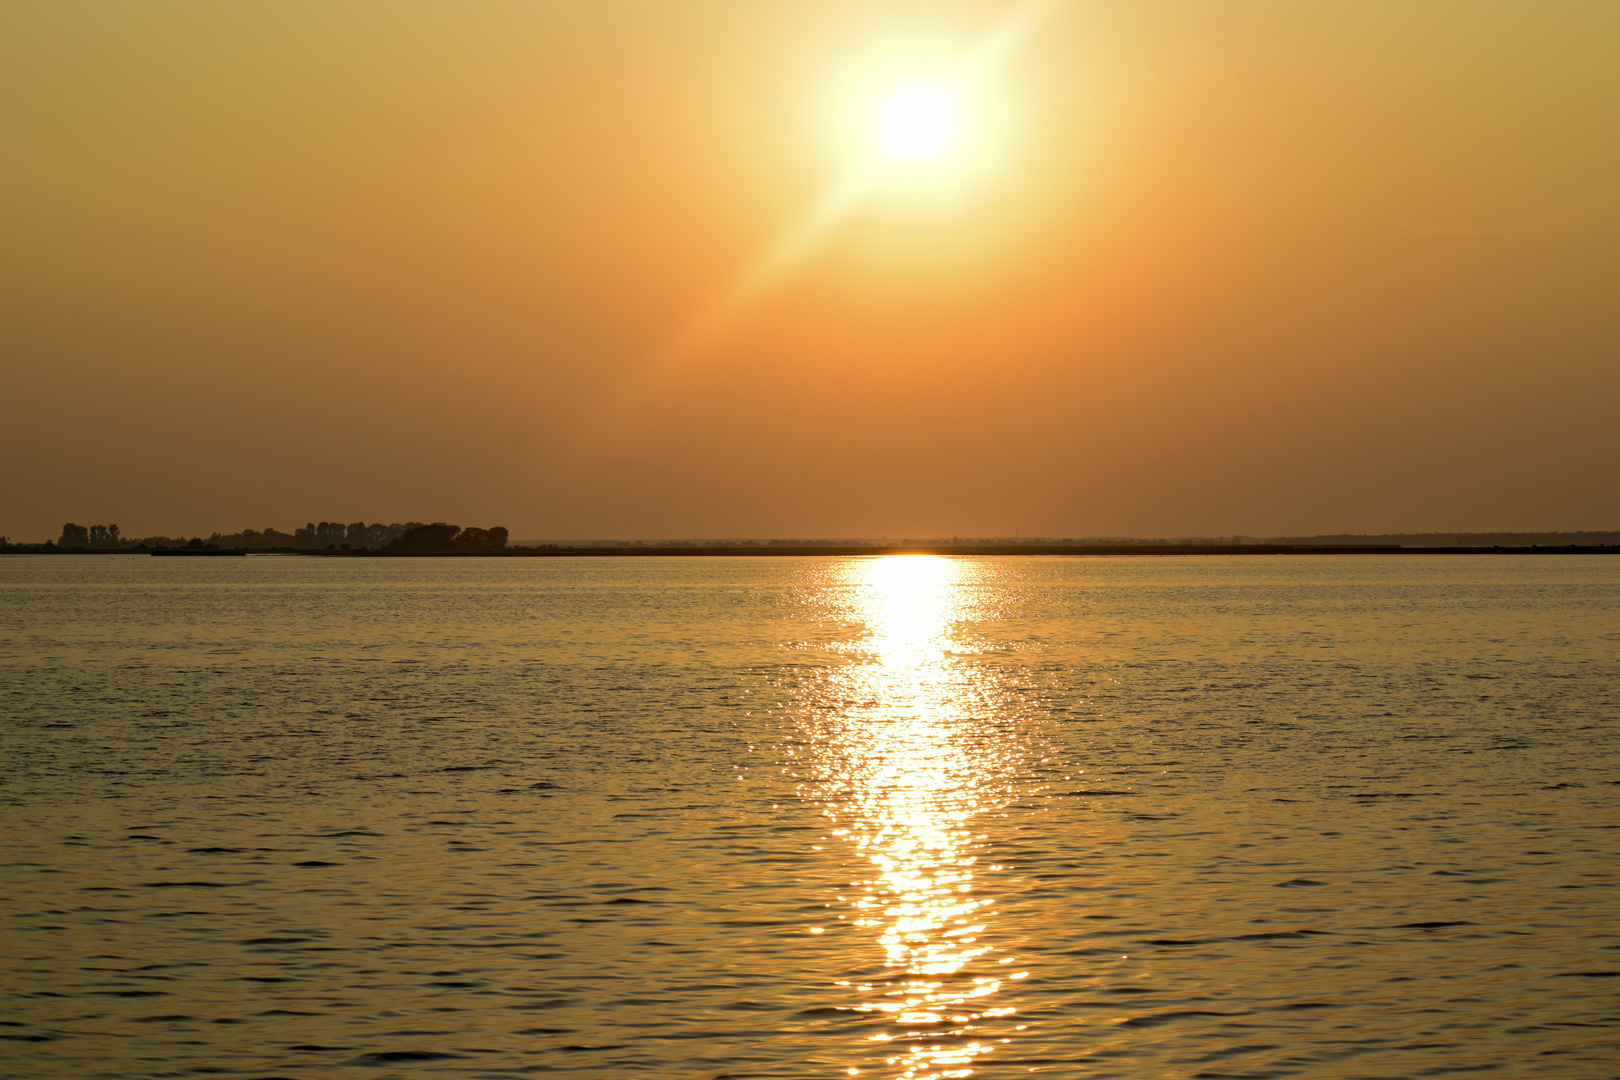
2, 1, 1616, 540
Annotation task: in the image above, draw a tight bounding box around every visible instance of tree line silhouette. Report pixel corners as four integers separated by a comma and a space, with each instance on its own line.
1, 521, 508, 553
217, 521, 509, 552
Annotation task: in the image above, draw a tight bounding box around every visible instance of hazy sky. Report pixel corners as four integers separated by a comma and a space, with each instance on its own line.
3, 1, 1616, 541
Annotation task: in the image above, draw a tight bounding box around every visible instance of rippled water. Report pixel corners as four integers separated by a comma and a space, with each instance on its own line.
1, 553, 1617, 1079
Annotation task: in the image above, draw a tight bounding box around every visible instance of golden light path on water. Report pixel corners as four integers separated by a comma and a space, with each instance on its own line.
809, 556, 1025, 1079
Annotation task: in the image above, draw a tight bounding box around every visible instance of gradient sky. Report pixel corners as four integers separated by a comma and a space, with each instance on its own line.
3, 1, 1617, 541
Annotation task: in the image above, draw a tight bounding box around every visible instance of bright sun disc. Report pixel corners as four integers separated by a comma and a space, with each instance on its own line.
881, 88, 955, 158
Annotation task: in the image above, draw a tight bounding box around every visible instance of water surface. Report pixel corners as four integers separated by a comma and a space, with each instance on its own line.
1, 554, 1616, 1078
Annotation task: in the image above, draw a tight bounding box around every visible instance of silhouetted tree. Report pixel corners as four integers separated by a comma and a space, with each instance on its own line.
60, 523, 88, 547
455, 527, 509, 551
389, 522, 462, 552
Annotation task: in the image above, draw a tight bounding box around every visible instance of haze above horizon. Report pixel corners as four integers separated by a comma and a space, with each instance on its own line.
2, 1, 1616, 540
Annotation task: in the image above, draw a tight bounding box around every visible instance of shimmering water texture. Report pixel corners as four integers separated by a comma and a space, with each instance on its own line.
1, 555, 1618, 1079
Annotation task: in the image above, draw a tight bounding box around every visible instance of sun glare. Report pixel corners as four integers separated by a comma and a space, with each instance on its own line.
655, 0, 1059, 366
881, 88, 955, 158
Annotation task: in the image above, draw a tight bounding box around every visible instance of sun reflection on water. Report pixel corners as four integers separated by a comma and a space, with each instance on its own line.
810, 555, 1020, 1079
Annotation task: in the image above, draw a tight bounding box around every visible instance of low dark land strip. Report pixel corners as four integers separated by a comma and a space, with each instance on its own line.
194, 543, 1620, 557
5, 544, 1617, 557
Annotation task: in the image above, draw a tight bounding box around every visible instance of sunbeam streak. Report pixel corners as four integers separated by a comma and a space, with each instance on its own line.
650, 0, 1063, 374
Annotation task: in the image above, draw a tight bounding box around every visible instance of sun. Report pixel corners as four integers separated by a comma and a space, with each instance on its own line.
657, 5, 1055, 361
880, 88, 956, 159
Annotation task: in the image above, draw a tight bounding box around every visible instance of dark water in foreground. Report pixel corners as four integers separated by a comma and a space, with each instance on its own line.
1, 554, 1617, 1079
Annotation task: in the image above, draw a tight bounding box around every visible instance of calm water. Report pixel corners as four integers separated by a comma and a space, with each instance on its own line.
1, 554, 1617, 1079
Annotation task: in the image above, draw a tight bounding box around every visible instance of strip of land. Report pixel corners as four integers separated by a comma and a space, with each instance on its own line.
150, 542, 1618, 557
10, 527, 1619, 557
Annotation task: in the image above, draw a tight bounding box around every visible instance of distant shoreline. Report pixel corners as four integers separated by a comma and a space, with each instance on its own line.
3, 543, 1617, 557
244, 543, 1620, 557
